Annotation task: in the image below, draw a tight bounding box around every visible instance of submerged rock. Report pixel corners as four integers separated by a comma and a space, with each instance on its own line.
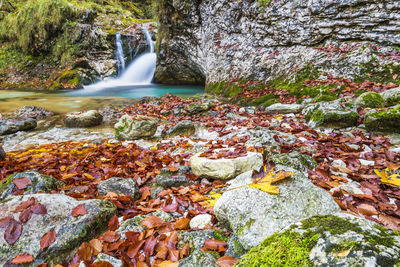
0, 194, 116, 266
64, 110, 103, 128
364, 105, 400, 133
190, 152, 263, 180
0, 171, 65, 200
304, 101, 359, 129
13, 106, 54, 120
97, 177, 139, 198
0, 118, 37, 135
381, 87, 400, 107
264, 103, 303, 114
213, 165, 340, 249
236, 214, 400, 267
355, 92, 384, 108
163, 120, 196, 137
114, 115, 157, 140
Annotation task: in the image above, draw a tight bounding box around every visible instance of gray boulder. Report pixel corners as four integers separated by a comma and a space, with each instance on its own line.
97, 177, 139, 198
156, 166, 196, 188
190, 152, 263, 180
179, 249, 219, 267
0, 171, 65, 200
213, 165, 340, 249
381, 87, 400, 107
186, 103, 212, 115
13, 106, 54, 120
163, 120, 196, 138
114, 115, 157, 140
236, 214, 400, 267
303, 101, 359, 129
64, 110, 103, 128
265, 103, 303, 114
0, 118, 37, 135
0, 194, 116, 266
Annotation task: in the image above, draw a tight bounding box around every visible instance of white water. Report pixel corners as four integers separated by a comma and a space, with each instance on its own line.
115, 33, 126, 74
83, 28, 156, 91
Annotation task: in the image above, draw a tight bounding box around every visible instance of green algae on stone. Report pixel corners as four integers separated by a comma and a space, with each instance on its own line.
236, 214, 400, 267
364, 105, 400, 133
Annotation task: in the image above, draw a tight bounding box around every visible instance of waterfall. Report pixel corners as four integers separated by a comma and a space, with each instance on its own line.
115, 33, 126, 74
82, 26, 156, 91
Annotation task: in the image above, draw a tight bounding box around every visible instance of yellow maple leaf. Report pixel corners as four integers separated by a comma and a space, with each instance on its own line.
249, 183, 280, 194
205, 192, 222, 207
375, 169, 400, 187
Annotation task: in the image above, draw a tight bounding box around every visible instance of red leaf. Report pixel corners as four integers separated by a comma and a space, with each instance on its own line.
143, 235, 158, 257
15, 197, 36, 212
127, 240, 145, 258
19, 208, 33, 223
0, 216, 13, 228
141, 216, 164, 229
216, 256, 239, 267
357, 203, 378, 216
11, 253, 34, 264
40, 229, 56, 250
204, 239, 227, 252
4, 219, 22, 245
108, 215, 119, 231
31, 203, 47, 215
100, 231, 120, 243
92, 261, 113, 267
71, 204, 87, 217
13, 177, 32, 190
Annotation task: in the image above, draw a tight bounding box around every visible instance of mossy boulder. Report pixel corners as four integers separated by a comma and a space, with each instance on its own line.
236, 214, 400, 267
0, 118, 37, 135
381, 87, 400, 107
364, 105, 400, 133
270, 152, 317, 172
117, 211, 173, 235
0, 194, 116, 266
313, 94, 337, 103
114, 115, 158, 140
0, 171, 65, 200
356, 92, 384, 108
303, 101, 360, 129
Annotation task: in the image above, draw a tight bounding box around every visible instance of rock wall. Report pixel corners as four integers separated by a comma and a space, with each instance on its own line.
154, 0, 400, 89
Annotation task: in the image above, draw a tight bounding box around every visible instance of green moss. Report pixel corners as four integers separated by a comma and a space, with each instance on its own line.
308, 108, 360, 128
214, 230, 229, 242
364, 105, 400, 133
0, 174, 13, 193
236, 218, 255, 237
356, 58, 400, 85
358, 92, 384, 108
313, 94, 337, 102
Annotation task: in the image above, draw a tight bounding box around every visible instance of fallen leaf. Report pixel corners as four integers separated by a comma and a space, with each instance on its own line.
31, 203, 47, 215
100, 231, 120, 243
332, 249, 351, 257
204, 239, 227, 252
0, 216, 13, 228
173, 218, 190, 230
357, 203, 378, 216
71, 204, 87, 217
11, 253, 34, 264
13, 177, 32, 190
375, 169, 400, 187
15, 197, 36, 212
158, 261, 179, 267
92, 262, 113, 267
89, 239, 103, 255
249, 182, 280, 195
216, 256, 239, 267
4, 219, 22, 245
40, 229, 56, 250
108, 215, 119, 231
142, 216, 164, 228
19, 208, 33, 223
77, 242, 93, 261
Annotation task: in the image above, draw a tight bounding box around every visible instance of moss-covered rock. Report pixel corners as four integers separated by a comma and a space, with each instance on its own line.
356, 92, 384, 108
236, 214, 400, 267
381, 87, 400, 107
270, 152, 317, 172
114, 115, 158, 140
313, 94, 337, 103
364, 105, 400, 133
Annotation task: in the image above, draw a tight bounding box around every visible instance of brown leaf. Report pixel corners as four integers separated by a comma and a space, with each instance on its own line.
141, 216, 164, 229
216, 256, 239, 267
71, 204, 87, 217
143, 235, 158, 257
40, 229, 56, 250
4, 219, 22, 245
180, 243, 190, 259
158, 261, 179, 267
91, 261, 113, 267
127, 240, 145, 258
108, 215, 119, 231
357, 203, 378, 216
379, 214, 400, 230
0, 216, 13, 229
15, 197, 36, 212
89, 239, 103, 255
100, 231, 120, 243
204, 239, 227, 252
31, 203, 47, 215
11, 253, 34, 264
19, 208, 33, 223
173, 218, 190, 230
77, 242, 93, 261
13, 177, 32, 190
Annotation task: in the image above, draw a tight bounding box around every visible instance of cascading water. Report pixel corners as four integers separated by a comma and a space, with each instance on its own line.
82, 27, 156, 91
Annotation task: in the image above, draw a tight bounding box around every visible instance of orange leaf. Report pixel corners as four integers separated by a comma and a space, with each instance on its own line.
108, 215, 119, 231
71, 204, 87, 217
141, 216, 164, 229
11, 253, 34, 264
173, 218, 190, 230
158, 261, 178, 267
40, 229, 56, 250
216, 256, 239, 267
77, 242, 93, 261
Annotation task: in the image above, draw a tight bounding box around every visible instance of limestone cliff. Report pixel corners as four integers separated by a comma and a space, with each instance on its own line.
155, 0, 400, 90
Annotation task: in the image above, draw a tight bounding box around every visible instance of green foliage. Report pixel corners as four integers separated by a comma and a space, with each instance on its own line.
0, 44, 36, 71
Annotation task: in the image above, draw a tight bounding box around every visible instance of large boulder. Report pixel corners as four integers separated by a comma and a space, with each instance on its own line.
236, 214, 400, 267
264, 103, 303, 114
0, 194, 116, 266
163, 120, 196, 138
355, 92, 384, 108
97, 177, 139, 198
190, 152, 263, 180
364, 105, 400, 133
213, 164, 340, 249
0, 171, 65, 200
114, 115, 157, 140
381, 87, 400, 107
64, 110, 103, 128
186, 103, 212, 115
0, 118, 37, 135
303, 101, 360, 129
13, 106, 54, 120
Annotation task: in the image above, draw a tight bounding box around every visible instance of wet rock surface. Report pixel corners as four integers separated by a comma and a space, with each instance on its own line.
114, 115, 157, 140
64, 110, 103, 128
0, 118, 37, 135
12, 106, 54, 120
